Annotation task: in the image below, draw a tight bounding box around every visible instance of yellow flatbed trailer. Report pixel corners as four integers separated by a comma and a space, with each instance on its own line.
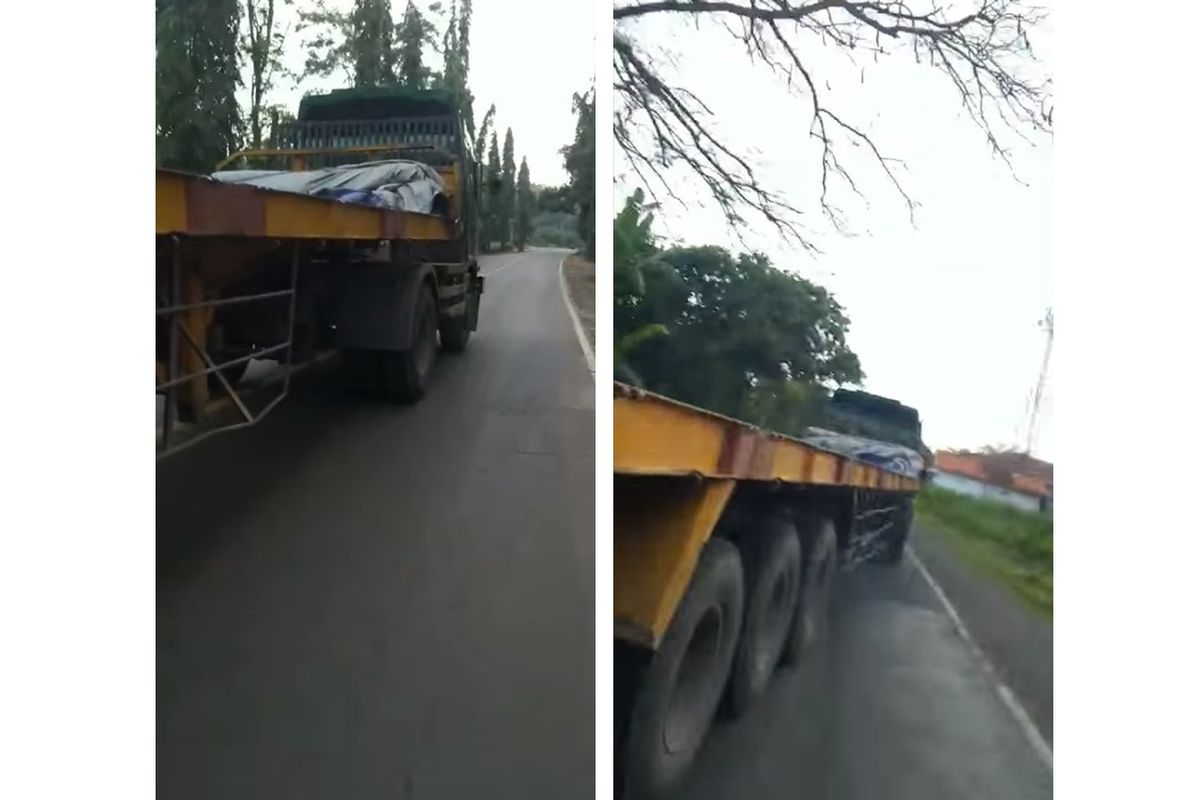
155, 166, 481, 458
613, 382, 922, 799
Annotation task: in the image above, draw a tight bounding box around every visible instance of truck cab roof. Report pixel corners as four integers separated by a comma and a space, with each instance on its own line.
298, 87, 461, 122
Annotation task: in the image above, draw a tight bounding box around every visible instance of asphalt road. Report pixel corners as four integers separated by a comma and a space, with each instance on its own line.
911, 524, 1054, 745
667, 556, 1052, 800
157, 249, 595, 800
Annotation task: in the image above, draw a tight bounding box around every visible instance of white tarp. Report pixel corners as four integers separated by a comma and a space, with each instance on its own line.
212, 159, 447, 215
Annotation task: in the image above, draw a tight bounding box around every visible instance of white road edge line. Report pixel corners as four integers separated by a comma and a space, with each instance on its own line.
907, 546, 1054, 771
558, 255, 595, 374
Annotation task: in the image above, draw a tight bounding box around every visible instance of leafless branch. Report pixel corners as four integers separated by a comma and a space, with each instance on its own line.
614, 0, 1052, 247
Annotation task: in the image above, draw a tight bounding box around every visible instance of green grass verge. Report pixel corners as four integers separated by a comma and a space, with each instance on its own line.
915, 486, 1053, 618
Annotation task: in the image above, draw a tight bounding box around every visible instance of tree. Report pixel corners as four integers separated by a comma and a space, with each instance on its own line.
614, 189, 670, 383
515, 157, 534, 251
440, 0, 476, 142
499, 128, 517, 249
472, 103, 495, 163
562, 88, 596, 259
266, 106, 296, 147
614, 0, 1052, 248
483, 132, 502, 250
157, 0, 243, 171
300, 0, 398, 87
613, 207, 864, 419
396, 1, 434, 88
242, 0, 293, 149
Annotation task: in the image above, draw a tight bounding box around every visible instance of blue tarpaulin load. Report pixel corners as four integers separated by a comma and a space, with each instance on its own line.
800, 428, 926, 480
211, 159, 449, 215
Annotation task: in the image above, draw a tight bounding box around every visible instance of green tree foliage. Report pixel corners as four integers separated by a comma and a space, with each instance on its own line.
536, 185, 574, 214
529, 184, 584, 249
396, 1, 434, 88
472, 104, 495, 163
515, 158, 534, 251
614, 191, 863, 429
614, 189, 670, 383
561, 88, 596, 259
157, 0, 243, 171
300, 0, 397, 87
266, 106, 296, 147
439, 0, 476, 141
499, 128, 517, 249
482, 133, 502, 250
242, 0, 293, 149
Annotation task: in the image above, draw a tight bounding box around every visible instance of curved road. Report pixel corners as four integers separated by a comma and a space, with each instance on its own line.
666, 557, 1052, 800
157, 249, 594, 799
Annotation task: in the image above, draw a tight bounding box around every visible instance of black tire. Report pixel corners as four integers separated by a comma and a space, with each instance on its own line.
439, 312, 471, 353
341, 348, 383, 397
623, 538, 744, 800
872, 499, 913, 565
379, 286, 438, 403
725, 517, 803, 718
781, 517, 837, 665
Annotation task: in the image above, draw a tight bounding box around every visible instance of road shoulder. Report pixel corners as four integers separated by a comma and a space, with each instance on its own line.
561, 253, 595, 369
911, 525, 1054, 745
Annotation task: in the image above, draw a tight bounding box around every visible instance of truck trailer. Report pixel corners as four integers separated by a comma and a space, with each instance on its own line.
614, 382, 925, 799
156, 87, 484, 457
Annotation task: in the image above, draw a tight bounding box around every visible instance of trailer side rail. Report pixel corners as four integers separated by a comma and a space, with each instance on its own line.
156, 169, 454, 242
615, 383, 922, 493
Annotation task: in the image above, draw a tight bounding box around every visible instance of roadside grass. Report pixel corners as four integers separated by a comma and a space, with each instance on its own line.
915, 486, 1053, 618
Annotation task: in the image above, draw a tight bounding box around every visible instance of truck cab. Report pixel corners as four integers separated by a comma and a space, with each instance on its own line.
228, 86, 483, 264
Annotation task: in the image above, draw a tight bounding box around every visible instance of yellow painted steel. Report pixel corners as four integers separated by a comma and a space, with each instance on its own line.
179, 273, 211, 417
155, 174, 187, 234
614, 390, 728, 477
613, 383, 922, 648
614, 385, 921, 493
614, 478, 736, 648
155, 170, 454, 242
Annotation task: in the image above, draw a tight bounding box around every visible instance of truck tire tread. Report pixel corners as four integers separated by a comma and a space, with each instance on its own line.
724, 516, 802, 718
622, 538, 743, 800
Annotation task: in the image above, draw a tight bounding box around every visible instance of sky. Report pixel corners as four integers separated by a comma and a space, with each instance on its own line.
615, 12, 1055, 462
246, 0, 594, 186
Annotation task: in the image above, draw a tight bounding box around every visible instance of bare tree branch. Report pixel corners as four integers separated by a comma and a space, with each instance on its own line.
614, 0, 1052, 248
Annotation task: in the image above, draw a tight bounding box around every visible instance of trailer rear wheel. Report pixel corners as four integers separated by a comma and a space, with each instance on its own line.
623, 538, 743, 800
872, 499, 913, 565
782, 518, 837, 664
340, 349, 379, 395
379, 286, 438, 403
725, 517, 802, 718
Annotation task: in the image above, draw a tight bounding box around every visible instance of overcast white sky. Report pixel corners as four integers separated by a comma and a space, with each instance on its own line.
250, 0, 593, 186
616, 13, 1054, 461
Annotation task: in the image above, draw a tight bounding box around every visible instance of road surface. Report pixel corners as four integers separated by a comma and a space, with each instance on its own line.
668, 556, 1052, 800
157, 249, 595, 800
912, 524, 1053, 744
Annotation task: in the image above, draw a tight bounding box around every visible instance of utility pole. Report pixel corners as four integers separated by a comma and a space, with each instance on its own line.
1025, 308, 1054, 455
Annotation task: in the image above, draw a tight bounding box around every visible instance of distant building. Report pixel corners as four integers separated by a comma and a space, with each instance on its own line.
929, 450, 1053, 514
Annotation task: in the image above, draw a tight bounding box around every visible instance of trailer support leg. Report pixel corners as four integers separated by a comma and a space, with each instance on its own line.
615, 477, 736, 649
